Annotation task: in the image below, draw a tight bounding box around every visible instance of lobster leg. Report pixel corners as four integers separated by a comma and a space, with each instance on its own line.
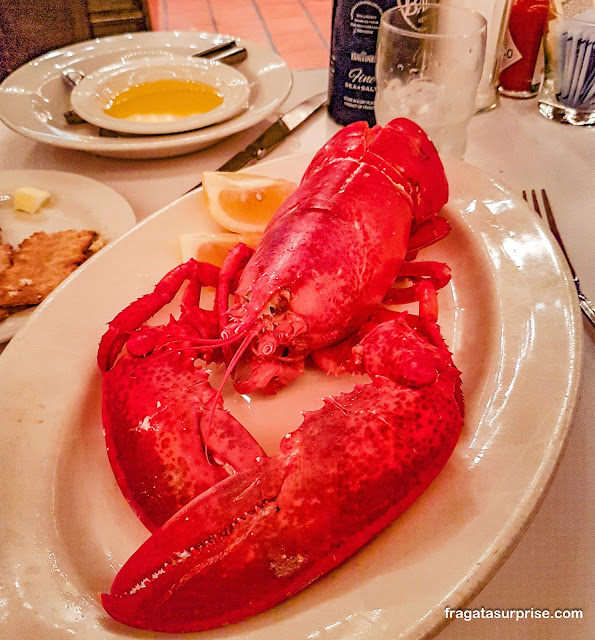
215, 242, 254, 341
405, 215, 452, 260
383, 261, 452, 306
312, 269, 451, 377
98, 259, 220, 371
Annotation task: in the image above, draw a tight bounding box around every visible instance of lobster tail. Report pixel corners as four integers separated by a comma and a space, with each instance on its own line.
376, 119, 449, 223
301, 118, 448, 224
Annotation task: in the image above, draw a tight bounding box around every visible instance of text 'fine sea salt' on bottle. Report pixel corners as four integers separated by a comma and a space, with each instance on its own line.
328, 0, 400, 125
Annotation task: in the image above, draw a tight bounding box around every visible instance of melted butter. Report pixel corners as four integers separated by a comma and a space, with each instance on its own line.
105, 79, 223, 122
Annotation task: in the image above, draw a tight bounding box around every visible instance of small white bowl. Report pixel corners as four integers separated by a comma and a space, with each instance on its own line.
70, 53, 250, 135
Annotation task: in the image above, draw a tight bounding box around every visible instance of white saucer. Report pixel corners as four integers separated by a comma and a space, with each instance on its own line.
70, 53, 250, 135
0, 32, 292, 159
0, 169, 135, 342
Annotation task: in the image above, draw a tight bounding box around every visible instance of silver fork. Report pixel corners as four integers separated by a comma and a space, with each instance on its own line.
522, 188, 595, 329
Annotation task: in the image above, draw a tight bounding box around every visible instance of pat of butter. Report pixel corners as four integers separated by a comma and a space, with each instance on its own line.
14, 186, 51, 214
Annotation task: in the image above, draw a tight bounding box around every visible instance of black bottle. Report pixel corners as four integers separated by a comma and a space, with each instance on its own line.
327, 0, 397, 126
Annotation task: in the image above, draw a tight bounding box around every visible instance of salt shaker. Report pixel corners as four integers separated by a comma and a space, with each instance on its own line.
499, 0, 550, 97
327, 0, 399, 126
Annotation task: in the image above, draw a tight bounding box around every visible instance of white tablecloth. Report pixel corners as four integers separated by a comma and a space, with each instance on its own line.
0, 67, 592, 639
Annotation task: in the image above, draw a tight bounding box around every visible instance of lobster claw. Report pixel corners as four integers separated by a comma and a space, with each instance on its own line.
102, 347, 267, 530
99, 259, 267, 531
102, 353, 463, 632
102, 457, 287, 632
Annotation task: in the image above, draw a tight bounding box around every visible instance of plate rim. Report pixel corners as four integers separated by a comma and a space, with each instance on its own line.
418, 155, 584, 637
0, 152, 583, 639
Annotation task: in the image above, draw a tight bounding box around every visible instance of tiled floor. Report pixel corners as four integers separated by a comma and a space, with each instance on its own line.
147, 0, 332, 70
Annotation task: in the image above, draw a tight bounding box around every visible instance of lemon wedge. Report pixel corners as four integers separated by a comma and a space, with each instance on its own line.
202, 171, 297, 233
179, 232, 261, 267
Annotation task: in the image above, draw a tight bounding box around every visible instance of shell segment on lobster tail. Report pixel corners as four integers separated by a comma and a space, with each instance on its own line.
97, 118, 464, 632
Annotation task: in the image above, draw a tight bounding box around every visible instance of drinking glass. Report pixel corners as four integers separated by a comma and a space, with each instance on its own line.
538, 7, 595, 126
374, 3, 487, 159
444, 0, 512, 112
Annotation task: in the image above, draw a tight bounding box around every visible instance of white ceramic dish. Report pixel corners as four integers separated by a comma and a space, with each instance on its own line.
0, 154, 582, 640
70, 53, 250, 135
0, 32, 292, 159
0, 169, 135, 342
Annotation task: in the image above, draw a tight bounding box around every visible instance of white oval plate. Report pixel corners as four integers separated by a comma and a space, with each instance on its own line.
0, 169, 136, 342
0, 154, 582, 639
0, 32, 292, 159
70, 53, 250, 135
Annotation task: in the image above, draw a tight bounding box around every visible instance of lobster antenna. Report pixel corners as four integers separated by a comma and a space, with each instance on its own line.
201, 322, 262, 460
195, 332, 247, 348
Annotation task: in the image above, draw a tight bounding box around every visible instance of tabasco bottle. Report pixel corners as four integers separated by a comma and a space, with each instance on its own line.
499, 0, 550, 97
327, 0, 398, 125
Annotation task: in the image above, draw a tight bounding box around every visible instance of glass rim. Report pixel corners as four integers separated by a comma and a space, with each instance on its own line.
380, 2, 488, 40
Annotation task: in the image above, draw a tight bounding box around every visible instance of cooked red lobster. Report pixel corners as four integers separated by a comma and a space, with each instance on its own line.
97, 118, 463, 632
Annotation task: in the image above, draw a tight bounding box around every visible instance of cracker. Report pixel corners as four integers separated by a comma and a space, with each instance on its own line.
0, 230, 97, 307
0, 242, 12, 274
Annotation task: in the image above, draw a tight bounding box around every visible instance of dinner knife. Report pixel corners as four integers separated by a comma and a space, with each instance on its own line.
185, 91, 328, 192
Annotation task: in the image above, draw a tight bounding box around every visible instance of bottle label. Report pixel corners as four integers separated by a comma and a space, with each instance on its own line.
350, 2, 383, 35
328, 0, 396, 126
500, 27, 523, 73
